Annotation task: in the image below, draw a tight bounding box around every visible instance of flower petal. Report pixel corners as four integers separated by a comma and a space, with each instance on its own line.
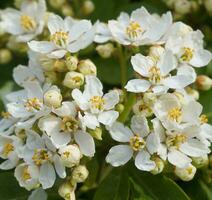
125, 79, 150, 93
98, 110, 119, 126
131, 115, 149, 137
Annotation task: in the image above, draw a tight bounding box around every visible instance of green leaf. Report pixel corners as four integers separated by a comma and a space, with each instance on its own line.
93, 167, 130, 200
128, 164, 190, 200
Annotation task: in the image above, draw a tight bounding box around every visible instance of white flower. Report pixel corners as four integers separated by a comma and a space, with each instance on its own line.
21, 130, 66, 189
106, 115, 162, 171
28, 14, 95, 58
174, 164, 196, 181
153, 93, 203, 131
125, 50, 195, 94
94, 21, 112, 43
72, 75, 119, 129
166, 30, 212, 67
0, 111, 18, 133
108, 7, 172, 46
15, 163, 40, 191
0, 0, 46, 42
0, 135, 22, 170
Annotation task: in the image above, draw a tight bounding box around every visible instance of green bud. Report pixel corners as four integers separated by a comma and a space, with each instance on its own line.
115, 103, 125, 114
66, 56, 78, 71
0, 49, 12, 64
88, 127, 102, 140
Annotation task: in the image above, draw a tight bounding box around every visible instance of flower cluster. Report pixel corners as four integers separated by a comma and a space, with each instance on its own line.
0, 1, 212, 199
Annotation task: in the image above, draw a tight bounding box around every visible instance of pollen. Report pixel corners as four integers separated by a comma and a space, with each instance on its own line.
166, 134, 187, 149
63, 151, 70, 158
20, 15, 36, 31
90, 96, 105, 110
61, 116, 79, 132
126, 21, 143, 39
32, 149, 49, 166
1, 111, 11, 119
148, 66, 162, 84
22, 167, 31, 181
200, 114, 208, 124
50, 31, 68, 46
130, 135, 146, 151
168, 107, 182, 122
181, 47, 194, 62
24, 98, 42, 111
3, 143, 14, 156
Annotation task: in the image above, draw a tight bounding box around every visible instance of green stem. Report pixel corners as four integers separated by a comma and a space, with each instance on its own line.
119, 93, 136, 123
117, 44, 127, 89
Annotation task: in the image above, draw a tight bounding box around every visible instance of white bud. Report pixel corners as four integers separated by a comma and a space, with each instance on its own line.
151, 157, 164, 175
133, 100, 152, 117
58, 182, 76, 200
62, 4, 74, 17
175, 164, 196, 181
40, 56, 55, 72
63, 72, 84, 89
174, 0, 191, 15
49, 0, 66, 9
44, 89, 62, 108
53, 60, 68, 72
71, 165, 89, 183
192, 155, 208, 168
196, 75, 212, 91
96, 43, 114, 58
203, 0, 212, 15
0, 49, 12, 64
82, 0, 95, 15
149, 46, 165, 61
66, 56, 78, 71
78, 59, 97, 76
59, 145, 82, 168
185, 87, 199, 100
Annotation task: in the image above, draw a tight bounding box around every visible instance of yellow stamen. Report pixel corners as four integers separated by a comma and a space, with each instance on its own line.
168, 107, 182, 122
50, 31, 68, 46
130, 135, 146, 151
126, 21, 142, 39
22, 167, 31, 181
24, 98, 42, 111
166, 134, 187, 149
1, 111, 11, 119
61, 116, 78, 132
3, 143, 14, 156
63, 151, 70, 158
181, 47, 194, 62
32, 149, 49, 166
20, 15, 36, 31
90, 96, 105, 110
148, 66, 162, 84
200, 114, 208, 124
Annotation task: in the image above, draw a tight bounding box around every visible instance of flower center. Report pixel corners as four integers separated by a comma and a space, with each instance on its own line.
168, 107, 182, 122
199, 114, 208, 124
24, 98, 42, 111
126, 21, 143, 39
166, 134, 187, 149
1, 111, 11, 119
3, 143, 14, 156
148, 66, 162, 84
130, 135, 146, 151
181, 47, 194, 62
61, 116, 79, 132
63, 151, 71, 158
32, 149, 49, 166
50, 31, 69, 46
90, 96, 105, 110
22, 167, 31, 181
20, 15, 37, 31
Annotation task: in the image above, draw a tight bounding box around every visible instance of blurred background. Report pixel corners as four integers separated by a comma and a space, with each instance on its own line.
0, 0, 212, 199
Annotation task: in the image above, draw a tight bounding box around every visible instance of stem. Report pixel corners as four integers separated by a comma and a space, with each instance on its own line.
119, 93, 136, 123
117, 44, 127, 89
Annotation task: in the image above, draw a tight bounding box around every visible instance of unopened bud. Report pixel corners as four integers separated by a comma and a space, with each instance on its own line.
203, 0, 212, 15
115, 103, 125, 114
151, 157, 164, 175
63, 72, 84, 89
190, 1, 199, 12
133, 100, 152, 117
44, 71, 57, 83
96, 43, 114, 58
0, 49, 12, 64
62, 4, 74, 17
71, 165, 89, 183
82, 0, 95, 15
185, 87, 199, 100
143, 92, 157, 105
196, 75, 212, 91
78, 59, 97, 76
174, 0, 191, 15
49, 0, 66, 9
66, 56, 78, 71
39, 56, 55, 71
149, 46, 165, 61
58, 182, 76, 200
54, 60, 68, 72
164, 0, 175, 8
59, 145, 82, 168
192, 155, 208, 168
175, 164, 196, 181
88, 127, 102, 140
44, 89, 62, 108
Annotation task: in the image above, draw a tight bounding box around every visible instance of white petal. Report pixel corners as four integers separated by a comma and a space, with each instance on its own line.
146, 133, 160, 154
39, 162, 56, 189
135, 150, 156, 171
98, 111, 119, 126
74, 131, 95, 157
48, 14, 64, 34
28, 188, 47, 200
108, 122, 133, 142
53, 154, 66, 178
125, 79, 150, 93
53, 101, 77, 117
168, 149, 191, 168
106, 145, 133, 167
103, 90, 119, 110
190, 49, 212, 67
51, 131, 71, 148
82, 113, 99, 130
72, 89, 89, 110
131, 115, 149, 137
28, 41, 56, 54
